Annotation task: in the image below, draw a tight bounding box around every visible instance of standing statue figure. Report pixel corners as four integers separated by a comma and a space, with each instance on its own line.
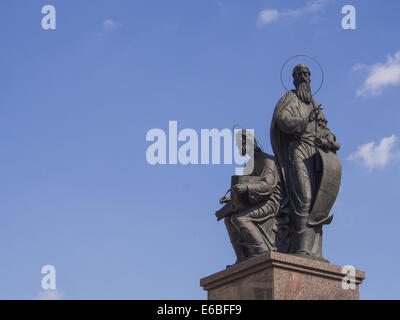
270, 64, 342, 260
216, 130, 292, 265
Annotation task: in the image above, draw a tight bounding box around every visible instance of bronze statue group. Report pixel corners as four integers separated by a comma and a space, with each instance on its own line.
217, 64, 342, 264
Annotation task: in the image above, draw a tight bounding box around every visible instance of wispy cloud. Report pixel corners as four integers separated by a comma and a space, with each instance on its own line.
257, 9, 279, 26
284, 0, 334, 17
103, 19, 119, 31
257, 0, 334, 27
355, 51, 400, 96
348, 135, 400, 171
36, 289, 64, 300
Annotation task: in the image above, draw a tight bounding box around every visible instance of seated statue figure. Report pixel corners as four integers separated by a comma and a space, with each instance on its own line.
217, 130, 292, 265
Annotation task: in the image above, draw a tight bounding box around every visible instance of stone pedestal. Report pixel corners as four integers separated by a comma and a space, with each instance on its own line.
200, 252, 365, 300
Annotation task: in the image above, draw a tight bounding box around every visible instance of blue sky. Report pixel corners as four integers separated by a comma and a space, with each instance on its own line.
0, 0, 399, 299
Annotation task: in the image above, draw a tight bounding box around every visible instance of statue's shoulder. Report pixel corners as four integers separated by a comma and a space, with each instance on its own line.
276, 90, 296, 106
259, 152, 279, 171
274, 90, 297, 115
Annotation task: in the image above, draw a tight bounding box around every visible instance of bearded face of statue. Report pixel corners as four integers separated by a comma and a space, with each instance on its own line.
293, 65, 312, 104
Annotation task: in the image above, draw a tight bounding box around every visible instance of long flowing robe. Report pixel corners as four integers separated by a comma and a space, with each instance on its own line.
226, 152, 292, 257
270, 90, 324, 230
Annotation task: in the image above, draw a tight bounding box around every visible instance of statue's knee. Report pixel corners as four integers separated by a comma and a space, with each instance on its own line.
227, 213, 240, 226
304, 193, 312, 208
235, 214, 251, 228
298, 191, 312, 214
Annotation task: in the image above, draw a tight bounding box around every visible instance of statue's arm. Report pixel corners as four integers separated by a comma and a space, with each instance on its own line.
276, 106, 308, 136
316, 127, 341, 151
316, 111, 341, 151
247, 165, 278, 204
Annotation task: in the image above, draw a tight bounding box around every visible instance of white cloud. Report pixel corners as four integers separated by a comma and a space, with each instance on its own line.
285, 0, 334, 17
257, 9, 279, 26
348, 135, 400, 170
103, 19, 119, 31
257, 0, 334, 27
355, 51, 400, 96
36, 289, 64, 300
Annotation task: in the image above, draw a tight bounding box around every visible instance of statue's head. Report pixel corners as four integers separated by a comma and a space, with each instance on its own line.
293, 64, 311, 85
235, 129, 261, 156
292, 64, 312, 104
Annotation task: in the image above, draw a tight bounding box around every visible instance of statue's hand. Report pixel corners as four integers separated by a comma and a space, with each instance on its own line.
315, 138, 329, 151
317, 112, 327, 128
315, 137, 341, 152
232, 184, 248, 195
309, 105, 326, 125
219, 195, 231, 204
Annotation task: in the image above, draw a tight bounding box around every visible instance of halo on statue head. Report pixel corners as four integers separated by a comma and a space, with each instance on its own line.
280, 54, 324, 96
